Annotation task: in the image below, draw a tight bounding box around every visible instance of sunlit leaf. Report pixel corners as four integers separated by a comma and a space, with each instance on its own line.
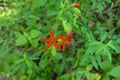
30, 29, 41, 38
108, 66, 120, 79
62, 20, 72, 32
52, 46, 57, 56
15, 34, 27, 46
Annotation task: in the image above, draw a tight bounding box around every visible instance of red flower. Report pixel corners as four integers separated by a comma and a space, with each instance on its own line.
74, 3, 80, 8
40, 29, 64, 50
60, 33, 73, 51
66, 32, 74, 40
41, 29, 73, 51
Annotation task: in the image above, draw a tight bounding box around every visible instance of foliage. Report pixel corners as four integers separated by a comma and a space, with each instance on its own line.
0, 0, 120, 80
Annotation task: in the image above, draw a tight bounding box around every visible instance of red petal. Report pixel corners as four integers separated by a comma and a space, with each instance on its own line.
66, 33, 73, 40
53, 42, 60, 49
40, 38, 49, 42
50, 29, 54, 39
45, 43, 52, 50
61, 40, 72, 51
62, 44, 66, 51
55, 35, 64, 40
66, 41, 72, 44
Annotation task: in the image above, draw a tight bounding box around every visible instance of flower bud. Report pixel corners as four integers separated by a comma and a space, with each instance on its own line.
74, 3, 80, 8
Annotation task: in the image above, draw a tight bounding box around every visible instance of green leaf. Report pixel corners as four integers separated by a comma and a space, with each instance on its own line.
72, 8, 81, 16
26, 60, 33, 69
33, 0, 47, 8
89, 55, 99, 70
106, 0, 111, 3
108, 66, 120, 79
30, 29, 41, 38
60, 0, 64, 8
104, 48, 112, 62
116, 37, 120, 44
47, 9, 58, 16
96, 55, 102, 68
98, 3, 104, 14
15, 34, 27, 46
39, 59, 48, 69
86, 65, 93, 71
52, 53, 63, 60
101, 60, 112, 72
14, 31, 22, 38
30, 39, 39, 48
52, 46, 57, 56
108, 41, 120, 53
86, 41, 103, 55
100, 32, 107, 42
56, 73, 69, 80
80, 54, 89, 66
54, 63, 64, 74
87, 41, 103, 47
27, 69, 33, 75
103, 75, 110, 80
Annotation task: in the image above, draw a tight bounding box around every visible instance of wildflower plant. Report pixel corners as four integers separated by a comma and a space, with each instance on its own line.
0, 0, 120, 80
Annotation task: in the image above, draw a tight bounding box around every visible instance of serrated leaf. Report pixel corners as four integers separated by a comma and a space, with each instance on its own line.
108, 42, 120, 53
30, 29, 41, 38
86, 41, 103, 54
14, 31, 22, 38
33, 0, 47, 8
100, 32, 107, 42
96, 55, 102, 68
54, 63, 64, 74
30, 39, 39, 48
108, 66, 120, 79
39, 59, 48, 69
89, 55, 99, 70
15, 34, 27, 46
104, 48, 112, 62
26, 60, 32, 69
87, 41, 103, 47
80, 54, 89, 66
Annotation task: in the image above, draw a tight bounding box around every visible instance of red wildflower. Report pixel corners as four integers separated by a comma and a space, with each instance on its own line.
60, 33, 73, 51
66, 32, 74, 40
40, 29, 64, 50
74, 3, 80, 8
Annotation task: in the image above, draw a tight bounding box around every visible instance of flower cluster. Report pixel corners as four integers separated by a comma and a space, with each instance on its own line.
40, 29, 73, 51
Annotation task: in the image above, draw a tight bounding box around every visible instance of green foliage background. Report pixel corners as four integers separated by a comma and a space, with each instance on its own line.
0, 0, 120, 80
